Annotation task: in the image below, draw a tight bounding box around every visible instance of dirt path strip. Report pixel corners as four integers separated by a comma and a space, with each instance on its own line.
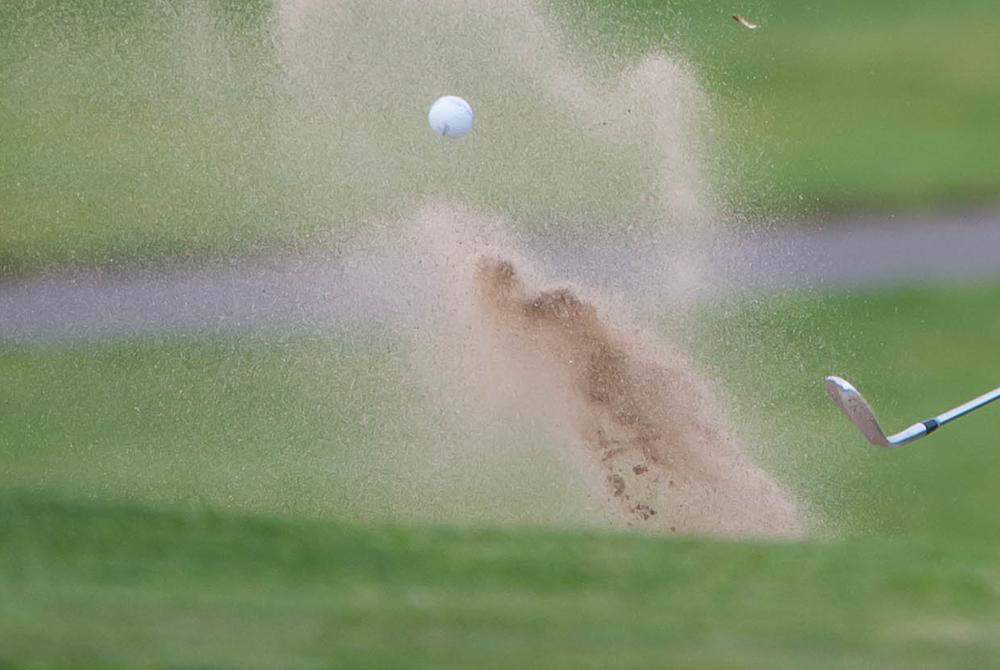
2, 213, 999, 342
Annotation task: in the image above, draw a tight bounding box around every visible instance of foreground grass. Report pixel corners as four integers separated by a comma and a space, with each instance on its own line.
2, 492, 1000, 669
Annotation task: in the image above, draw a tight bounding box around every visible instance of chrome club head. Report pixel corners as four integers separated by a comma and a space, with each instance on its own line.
824, 376, 893, 447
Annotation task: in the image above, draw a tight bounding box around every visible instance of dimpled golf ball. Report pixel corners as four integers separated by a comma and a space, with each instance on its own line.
428, 95, 474, 138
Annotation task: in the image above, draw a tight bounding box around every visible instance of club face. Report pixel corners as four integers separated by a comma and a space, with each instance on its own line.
824, 376, 893, 448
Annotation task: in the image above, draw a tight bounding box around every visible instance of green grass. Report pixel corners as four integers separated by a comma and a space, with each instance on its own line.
3, 493, 1000, 668
0, 330, 598, 526
4, 283, 1000, 666
3, 282, 1000, 538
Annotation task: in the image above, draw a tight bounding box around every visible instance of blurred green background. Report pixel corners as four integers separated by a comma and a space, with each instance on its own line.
554, 0, 1000, 214
2, 0, 1000, 666
2, 0, 998, 272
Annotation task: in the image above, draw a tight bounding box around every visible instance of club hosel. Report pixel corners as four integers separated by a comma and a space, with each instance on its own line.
887, 421, 933, 445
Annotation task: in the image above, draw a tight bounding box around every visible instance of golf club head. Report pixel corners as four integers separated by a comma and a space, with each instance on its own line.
824, 376, 893, 448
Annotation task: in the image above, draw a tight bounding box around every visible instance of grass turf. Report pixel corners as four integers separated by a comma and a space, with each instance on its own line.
3, 492, 1000, 669
3, 282, 1000, 665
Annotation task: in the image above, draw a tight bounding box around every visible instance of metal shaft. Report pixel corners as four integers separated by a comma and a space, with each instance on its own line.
934, 386, 1000, 426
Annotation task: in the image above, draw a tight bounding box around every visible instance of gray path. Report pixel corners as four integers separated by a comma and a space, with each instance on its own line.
2, 212, 999, 342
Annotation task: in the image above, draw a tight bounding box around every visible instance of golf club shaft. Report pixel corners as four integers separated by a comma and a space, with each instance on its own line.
934, 386, 1000, 426
887, 386, 1000, 444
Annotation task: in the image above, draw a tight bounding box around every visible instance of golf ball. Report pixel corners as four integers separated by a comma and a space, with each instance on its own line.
428, 95, 474, 138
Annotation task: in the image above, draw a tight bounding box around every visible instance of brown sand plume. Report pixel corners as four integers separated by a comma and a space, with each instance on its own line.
473, 256, 801, 537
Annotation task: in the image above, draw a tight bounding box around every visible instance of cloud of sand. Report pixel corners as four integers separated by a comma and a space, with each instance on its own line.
276, 0, 802, 536
272, 0, 725, 256
381, 203, 800, 537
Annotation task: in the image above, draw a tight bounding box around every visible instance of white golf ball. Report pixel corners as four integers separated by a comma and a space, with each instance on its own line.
428, 95, 474, 138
